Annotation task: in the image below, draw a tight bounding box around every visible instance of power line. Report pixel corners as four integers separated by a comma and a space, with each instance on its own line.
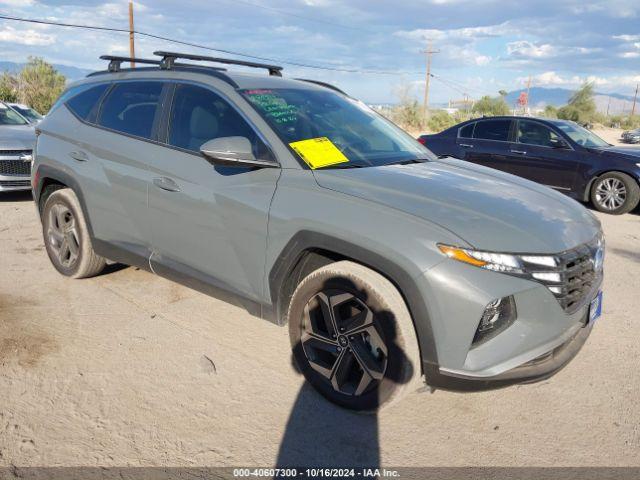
0, 13, 403, 75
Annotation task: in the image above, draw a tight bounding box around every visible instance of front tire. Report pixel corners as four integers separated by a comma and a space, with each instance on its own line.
590, 172, 640, 215
42, 188, 106, 278
288, 261, 422, 412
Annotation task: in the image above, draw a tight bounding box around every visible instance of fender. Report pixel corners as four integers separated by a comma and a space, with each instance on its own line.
268, 230, 439, 367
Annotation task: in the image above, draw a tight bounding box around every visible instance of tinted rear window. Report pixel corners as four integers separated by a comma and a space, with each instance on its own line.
65, 84, 109, 120
473, 120, 511, 141
459, 122, 474, 138
98, 82, 162, 139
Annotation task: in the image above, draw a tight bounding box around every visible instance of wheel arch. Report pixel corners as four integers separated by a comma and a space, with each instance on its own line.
34, 165, 96, 238
268, 230, 438, 369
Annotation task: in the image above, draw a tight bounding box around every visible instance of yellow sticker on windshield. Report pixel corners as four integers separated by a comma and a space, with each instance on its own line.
289, 137, 349, 169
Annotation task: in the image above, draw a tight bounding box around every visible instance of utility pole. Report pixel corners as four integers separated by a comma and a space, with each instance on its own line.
525, 75, 532, 114
632, 83, 638, 117
128, 1, 136, 67
421, 40, 439, 118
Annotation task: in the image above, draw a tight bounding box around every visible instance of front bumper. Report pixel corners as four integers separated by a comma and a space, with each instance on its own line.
0, 174, 31, 191
425, 314, 594, 391
415, 254, 601, 391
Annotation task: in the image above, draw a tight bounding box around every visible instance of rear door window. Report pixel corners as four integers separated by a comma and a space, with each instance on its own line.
65, 83, 109, 121
459, 122, 475, 138
98, 81, 163, 140
473, 119, 511, 142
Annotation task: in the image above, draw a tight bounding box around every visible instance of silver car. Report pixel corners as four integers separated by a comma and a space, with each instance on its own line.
31, 52, 604, 411
7, 103, 44, 125
0, 102, 35, 192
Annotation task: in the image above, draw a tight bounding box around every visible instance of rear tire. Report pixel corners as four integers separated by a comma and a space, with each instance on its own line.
590, 172, 640, 215
287, 261, 422, 412
42, 188, 106, 278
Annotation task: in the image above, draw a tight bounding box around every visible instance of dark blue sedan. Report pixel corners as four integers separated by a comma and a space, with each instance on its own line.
419, 116, 640, 214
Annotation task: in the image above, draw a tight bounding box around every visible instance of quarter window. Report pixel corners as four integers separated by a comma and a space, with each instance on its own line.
473, 120, 511, 142
517, 120, 560, 147
168, 84, 271, 159
98, 82, 162, 139
65, 84, 109, 121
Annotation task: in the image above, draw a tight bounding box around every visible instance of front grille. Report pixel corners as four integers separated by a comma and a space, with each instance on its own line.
0, 149, 32, 157
0, 150, 32, 176
0, 179, 30, 187
523, 237, 602, 314
0, 159, 31, 176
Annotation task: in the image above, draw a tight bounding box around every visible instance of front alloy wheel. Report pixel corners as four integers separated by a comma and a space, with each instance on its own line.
288, 261, 421, 412
301, 290, 388, 397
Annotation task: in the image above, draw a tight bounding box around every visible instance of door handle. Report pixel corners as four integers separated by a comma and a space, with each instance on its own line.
459, 143, 474, 148
510, 149, 527, 155
69, 150, 88, 162
153, 177, 181, 192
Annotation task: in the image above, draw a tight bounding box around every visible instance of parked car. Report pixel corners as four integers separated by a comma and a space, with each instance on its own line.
621, 128, 640, 144
7, 103, 43, 124
33, 52, 604, 411
0, 102, 36, 192
419, 116, 640, 214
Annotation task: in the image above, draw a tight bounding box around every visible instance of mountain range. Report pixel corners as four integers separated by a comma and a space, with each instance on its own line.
1, 60, 637, 115
504, 87, 636, 115
0, 61, 91, 82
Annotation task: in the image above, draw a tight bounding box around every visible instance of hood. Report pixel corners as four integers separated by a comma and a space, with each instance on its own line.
313, 158, 600, 254
589, 145, 640, 160
0, 125, 36, 150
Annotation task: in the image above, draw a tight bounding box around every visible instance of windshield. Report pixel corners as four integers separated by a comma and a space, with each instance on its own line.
12, 105, 42, 123
241, 88, 433, 168
556, 122, 609, 148
0, 104, 28, 126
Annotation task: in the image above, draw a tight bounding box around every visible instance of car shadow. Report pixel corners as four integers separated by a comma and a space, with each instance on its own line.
275, 277, 415, 470
0, 191, 33, 202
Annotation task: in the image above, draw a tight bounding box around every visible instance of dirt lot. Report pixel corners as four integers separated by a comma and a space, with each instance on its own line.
0, 190, 639, 469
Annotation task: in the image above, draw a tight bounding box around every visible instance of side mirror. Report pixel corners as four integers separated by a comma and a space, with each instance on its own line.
551, 138, 570, 149
200, 136, 279, 168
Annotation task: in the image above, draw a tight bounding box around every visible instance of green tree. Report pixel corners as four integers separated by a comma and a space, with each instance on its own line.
557, 82, 596, 126
426, 110, 457, 132
0, 72, 18, 103
471, 95, 510, 116
389, 83, 425, 132
543, 104, 558, 118
16, 57, 66, 113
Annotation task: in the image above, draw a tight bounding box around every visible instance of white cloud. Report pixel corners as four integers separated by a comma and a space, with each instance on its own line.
613, 34, 640, 41
394, 22, 513, 42
0, 26, 55, 46
620, 52, 640, 58
0, 0, 36, 5
507, 41, 556, 59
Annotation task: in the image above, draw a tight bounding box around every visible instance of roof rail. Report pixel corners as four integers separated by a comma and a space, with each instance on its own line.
295, 78, 347, 95
153, 50, 283, 77
99, 55, 162, 72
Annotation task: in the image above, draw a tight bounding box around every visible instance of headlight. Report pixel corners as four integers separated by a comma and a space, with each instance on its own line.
437, 244, 557, 273
636, 163, 640, 168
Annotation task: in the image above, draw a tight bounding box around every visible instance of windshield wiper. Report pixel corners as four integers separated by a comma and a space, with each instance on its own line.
386, 158, 430, 166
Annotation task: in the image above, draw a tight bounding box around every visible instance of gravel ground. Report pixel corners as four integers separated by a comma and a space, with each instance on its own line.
0, 190, 639, 469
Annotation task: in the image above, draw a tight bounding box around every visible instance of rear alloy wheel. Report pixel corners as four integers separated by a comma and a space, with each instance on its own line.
42, 188, 106, 278
591, 172, 640, 215
288, 261, 422, 412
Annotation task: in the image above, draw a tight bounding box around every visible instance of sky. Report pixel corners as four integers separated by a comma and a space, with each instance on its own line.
0, 0, 639, 104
